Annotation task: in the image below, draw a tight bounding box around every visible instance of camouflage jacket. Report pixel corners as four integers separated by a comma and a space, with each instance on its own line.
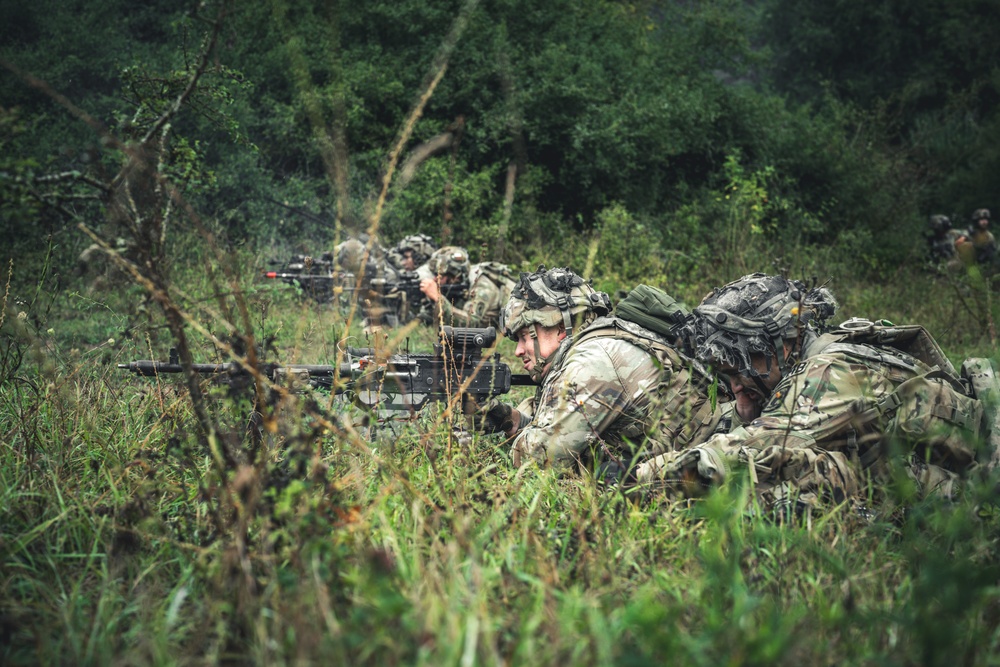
927, 229, 962, 263
435, 263, 515, 328
636, 332, 984, 512
956, 228, 998, 266
510, 316, 723, 473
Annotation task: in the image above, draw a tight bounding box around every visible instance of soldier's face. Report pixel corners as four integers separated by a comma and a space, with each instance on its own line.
401, 251, 416, 271
514, 324, 566, 376
717, 353, 783, 421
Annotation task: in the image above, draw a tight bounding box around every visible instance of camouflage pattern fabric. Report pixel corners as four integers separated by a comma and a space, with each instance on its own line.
417, 281, 468, 326
636, 338, 984, 512
928, 229, 962, 264
435, 263, 515, 328
510, 317, 723, 472
956, 228, 998, 268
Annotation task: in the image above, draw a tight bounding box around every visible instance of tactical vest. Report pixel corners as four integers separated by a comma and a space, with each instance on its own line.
571, 316, 723, 452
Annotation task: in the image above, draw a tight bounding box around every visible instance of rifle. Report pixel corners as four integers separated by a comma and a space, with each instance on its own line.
261, 270, 357, 303
262, 267, 470, 328
118, 326, 534, 415
371, 271, 469, 318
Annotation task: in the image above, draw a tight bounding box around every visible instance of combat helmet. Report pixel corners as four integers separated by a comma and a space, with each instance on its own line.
972, 208, 991, 224
500, 267, 611, 340
335, 238, 367, 274
427, 246, 470, 281
500, 266, 611, 380
693, 273, 838, 381
929, 214, 952, 234
395, 234, 437, 267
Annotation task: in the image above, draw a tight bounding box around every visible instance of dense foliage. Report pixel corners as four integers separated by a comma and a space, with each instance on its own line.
3, 0, 1000, 664
6, 0, 998, 273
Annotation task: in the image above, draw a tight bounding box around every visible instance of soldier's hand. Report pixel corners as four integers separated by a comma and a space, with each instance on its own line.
463, 396, 515, 434
420, 277, 441, 302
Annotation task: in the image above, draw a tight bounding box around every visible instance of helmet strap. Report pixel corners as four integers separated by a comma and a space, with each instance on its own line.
750, 373, 772, 398
525, 325, 546, 383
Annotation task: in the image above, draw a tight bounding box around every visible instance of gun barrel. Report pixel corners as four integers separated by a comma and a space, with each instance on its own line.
118, 360, 231, 376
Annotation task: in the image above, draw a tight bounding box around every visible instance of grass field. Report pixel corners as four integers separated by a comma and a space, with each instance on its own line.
3, 253, 1000, 665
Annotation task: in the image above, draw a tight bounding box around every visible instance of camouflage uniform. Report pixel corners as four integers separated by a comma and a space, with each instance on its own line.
955, 208, 997, 268
435, 262, 516, 328
418, 246, 471, 326
636, 274, 985, 514
494, 268, 722, 474
926, 214, 961, 264
509, 317, 723, 472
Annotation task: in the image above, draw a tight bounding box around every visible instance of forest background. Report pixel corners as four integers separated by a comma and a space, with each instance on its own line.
3, 0, 1000, 664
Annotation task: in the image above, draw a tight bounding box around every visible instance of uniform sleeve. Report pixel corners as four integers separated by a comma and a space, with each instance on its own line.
636, 355, 881, 491
510, 339, 656, 471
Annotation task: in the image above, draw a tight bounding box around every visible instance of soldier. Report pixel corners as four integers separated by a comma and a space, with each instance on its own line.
421, 259, 516, 328
955, 208, 997, 268
417, 246, 471, 326
636, 273, 985, 516
386, 233, 438, 274
926, 214, 960, 265
469, 267, 722, 476
335, 235, 386, 273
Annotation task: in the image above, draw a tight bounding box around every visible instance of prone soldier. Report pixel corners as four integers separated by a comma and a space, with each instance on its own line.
422, 258, 516, 329
468, 267, 723, 477
636, 273, 987, 516
417, 246, 472, 326
386, 234, 438, 275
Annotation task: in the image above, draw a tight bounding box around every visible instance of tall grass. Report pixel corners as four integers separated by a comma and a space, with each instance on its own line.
3, 246, 1000, 665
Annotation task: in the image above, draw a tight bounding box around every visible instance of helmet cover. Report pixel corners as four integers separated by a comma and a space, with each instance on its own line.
500, 266, 611, 339
394, 234, 438, 266
693, 273, 838, 379
427, 246, 470, 280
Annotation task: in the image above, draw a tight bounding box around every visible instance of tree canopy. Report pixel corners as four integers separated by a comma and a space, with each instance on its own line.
2, 0, 999, 277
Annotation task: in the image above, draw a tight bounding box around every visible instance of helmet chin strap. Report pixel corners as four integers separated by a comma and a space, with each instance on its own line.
526, 325, 547, 383
526, 323, 569, 383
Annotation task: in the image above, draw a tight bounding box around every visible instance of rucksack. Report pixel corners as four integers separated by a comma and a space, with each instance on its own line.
613, 284, 693, 344
810, 318, 990, 472
470, 262, 515, 293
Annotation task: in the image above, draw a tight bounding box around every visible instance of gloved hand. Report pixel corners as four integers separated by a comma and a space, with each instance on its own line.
463, 395, 516, 434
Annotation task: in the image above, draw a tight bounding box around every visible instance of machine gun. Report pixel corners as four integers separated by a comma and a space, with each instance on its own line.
118, 326, 533, 415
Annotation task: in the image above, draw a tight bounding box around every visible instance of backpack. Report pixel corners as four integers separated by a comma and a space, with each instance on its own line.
809, 318, 988, 472
470, 262, 516, 295
574, 286, 722, 451
613, 284, 693, 344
